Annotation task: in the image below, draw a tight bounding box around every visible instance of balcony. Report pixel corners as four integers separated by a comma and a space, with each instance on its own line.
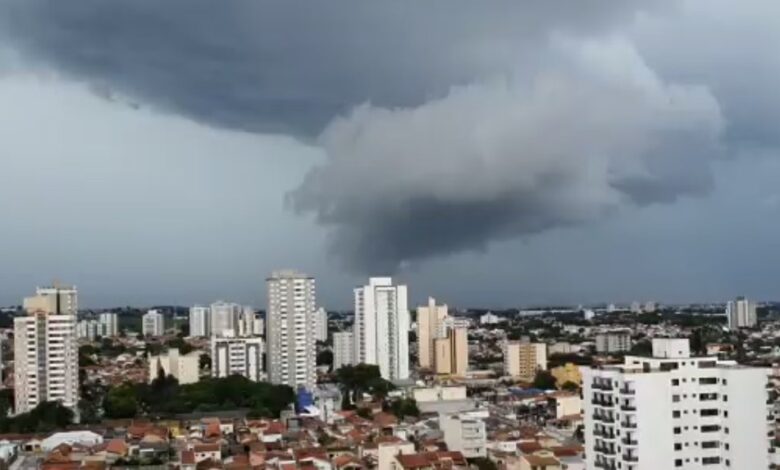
620, 421, 637, 429
619, 387, 635, 395
592, 382, 614, 391
592, 398, 614, 407
621, 404, 637, 412
594, 446, 616, 456
621, 437, 638, 446
622, 454, 639, 462
593, 414, 616, 423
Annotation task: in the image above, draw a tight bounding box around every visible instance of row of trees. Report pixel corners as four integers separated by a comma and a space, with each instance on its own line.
104, 374, 295, 419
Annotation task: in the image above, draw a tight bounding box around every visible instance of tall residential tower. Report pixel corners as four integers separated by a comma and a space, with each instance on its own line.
354, 277, 410, 380
266, 270, 317, 390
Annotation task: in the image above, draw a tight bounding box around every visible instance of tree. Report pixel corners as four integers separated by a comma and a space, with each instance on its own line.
387, 398, 419, 419
104, 383, 140, 419
532, 370, 557, 390
468, 457, 498, 470
334, 364, 394, 405
560, 381, 580, 392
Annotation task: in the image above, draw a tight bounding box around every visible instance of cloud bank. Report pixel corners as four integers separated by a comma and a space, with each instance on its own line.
289, 39, 723, 271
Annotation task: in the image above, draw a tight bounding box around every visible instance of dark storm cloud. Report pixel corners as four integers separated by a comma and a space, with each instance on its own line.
0, 0, 755, 275
0, 0, 662, 134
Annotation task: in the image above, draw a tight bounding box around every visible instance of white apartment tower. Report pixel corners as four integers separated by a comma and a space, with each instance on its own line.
142, 310, 165, 337
354, 277, 410, 380
211, 336, 265, 382
189, 305, 211, 337
98, 312, 119, 337
583, 338, 772, 470
266, 270, 317, 390
314, 307, 328, 342
210, 301, 242, 337
333, 331, 354, 371
15, 285, 79, 415
726, 297, 757, 329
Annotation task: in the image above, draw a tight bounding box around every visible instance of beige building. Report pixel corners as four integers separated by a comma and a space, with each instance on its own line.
377, 438, 415, 470
149, 349, 201, 384
417, 297, 448, 369
504, 341, 547, 381
434, 328, 468, 376
15, 285, 79, 415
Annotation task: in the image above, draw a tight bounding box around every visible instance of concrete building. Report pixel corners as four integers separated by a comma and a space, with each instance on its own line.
354, 277, 410, 380
595, 331, 632, 354
149, 349, 201, 384
314, 307, 328, 342
266, 270, 317, 390
440, 410, 488, 458
189, 305, 210, 337
643, 301, 657, 313
76, 319, 99, 341
378, 439, 415, 470
726, 296, 757, 329
142, 310, 165, 337
15, 285, 79, 415
210, 301, 242, 337
434, 328, 468, 377
211, 336, 265, 382
237, 306, 262, 337
418, 297, 449, 369
332, 331, 354, 371
22, 285, 78, 316
479, 312, 502, 325
504, 341, 547, 382
582, 338, 772, 470
98, 312, 119, 337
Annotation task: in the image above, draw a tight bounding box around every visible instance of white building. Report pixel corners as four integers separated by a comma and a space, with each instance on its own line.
210, 301, 242, 337
582, 338, 772, 470
76, 319, 99, 341
439, 410, 488, 458
332, 331, 354, 371
142, 310, 165, 337
98, 312, 119, 337
266, 270, 317, 390
148, 349, 201, 384
726, 297, 757, 329
15, 285, 79, 415
211, 336, 265, 382
354, 277, 410, 380
595, 331, 632, 354
189, 305, 210, 337
238, 306, 261, 337
314, 307, 328, 342
479, 312, 502, 325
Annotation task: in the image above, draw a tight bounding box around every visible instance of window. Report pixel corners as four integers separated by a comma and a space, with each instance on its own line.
675, 443, 682, 451
699, 377, 717, 385
701, 409, 719, 417
673, 410, 681, 418
673, 427, 681, 434
672, 378, 680, 386
673, 395, 680, 402
675, 459, 683, 467
702, 441, 719, 449
702, 457, 720, 465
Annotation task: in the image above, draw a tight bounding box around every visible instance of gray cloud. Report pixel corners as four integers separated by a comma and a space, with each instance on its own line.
289, 38, 724, 271
0, 0, 662, 135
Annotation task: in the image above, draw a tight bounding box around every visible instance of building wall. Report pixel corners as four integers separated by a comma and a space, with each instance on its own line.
211, 337, 264, 381
504, 342, 547, 381
14, 311, 79, 415
189, 306, 210, 337
353, 278, 409, 380
149, 350, 201, 384
266, 270, 316, 390
417, 297, 448, 369
333, 331, 354, 371
377, 442, 415, 470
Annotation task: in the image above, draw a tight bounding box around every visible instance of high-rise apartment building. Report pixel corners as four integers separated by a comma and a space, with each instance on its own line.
417, 297, 449, 369
595, 331, 633, 354
314, 307, 328, 342
503, 341, 547, 382
189, 305, 211, 337
238, 306, 260, 337
210, 301, 242, 337
142, 310, 165, 337
98, 312, 119, 337
76, 319, 99, 341
332, 331, 354, 371
211, 336, 265, 382
726, 296, 757, 329
354, 277, 410, 381
582, 338, 772, 470
434, 328, 468, 377
266, 270, 317, 390
15, 285, 79, 415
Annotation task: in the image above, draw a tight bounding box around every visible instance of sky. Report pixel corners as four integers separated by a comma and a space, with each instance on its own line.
2, 0, 780, 309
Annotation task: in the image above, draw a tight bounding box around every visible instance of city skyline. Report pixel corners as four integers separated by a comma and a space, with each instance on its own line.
4, 1, 780, 308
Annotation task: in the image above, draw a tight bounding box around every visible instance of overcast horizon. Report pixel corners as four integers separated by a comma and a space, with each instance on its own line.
3, 1, 780, 309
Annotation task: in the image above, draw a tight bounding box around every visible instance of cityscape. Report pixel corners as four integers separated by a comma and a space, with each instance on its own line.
2, 1, 780, 470
0, 280, 776, 469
